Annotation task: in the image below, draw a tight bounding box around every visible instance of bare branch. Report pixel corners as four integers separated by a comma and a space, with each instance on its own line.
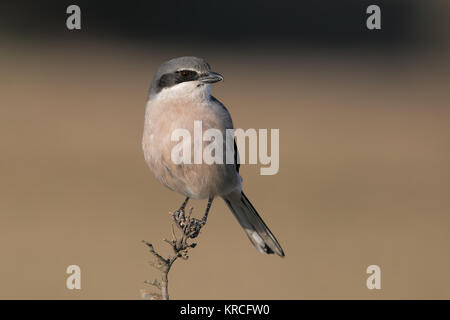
142, 206, 207, 300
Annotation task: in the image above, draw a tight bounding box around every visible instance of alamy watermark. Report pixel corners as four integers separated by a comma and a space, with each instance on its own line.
366, 265, 381, 290
170, 121, 279, 175
66, 265, 81, 290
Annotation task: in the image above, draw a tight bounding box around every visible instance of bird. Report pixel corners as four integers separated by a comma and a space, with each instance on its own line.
142, 56, 284, 257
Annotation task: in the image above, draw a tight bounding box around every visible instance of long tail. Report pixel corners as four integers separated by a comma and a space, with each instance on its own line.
222, 190, 285, 257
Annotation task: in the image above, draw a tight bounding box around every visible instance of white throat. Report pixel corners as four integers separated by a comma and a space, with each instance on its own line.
154, 81, 211, 102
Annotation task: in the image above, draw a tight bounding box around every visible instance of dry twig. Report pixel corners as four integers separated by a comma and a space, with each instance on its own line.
142, 206, 208, 300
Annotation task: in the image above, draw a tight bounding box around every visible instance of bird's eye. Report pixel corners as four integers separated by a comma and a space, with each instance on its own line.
180, 70, 190, 77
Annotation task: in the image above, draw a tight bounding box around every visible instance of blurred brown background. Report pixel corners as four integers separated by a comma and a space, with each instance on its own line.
0, 1, 449, 299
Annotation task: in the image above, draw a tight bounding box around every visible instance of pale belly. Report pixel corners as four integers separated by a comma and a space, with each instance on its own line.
142, 97, 240, 199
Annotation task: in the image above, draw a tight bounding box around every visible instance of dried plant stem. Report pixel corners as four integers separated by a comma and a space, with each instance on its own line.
143, 205, 209, 300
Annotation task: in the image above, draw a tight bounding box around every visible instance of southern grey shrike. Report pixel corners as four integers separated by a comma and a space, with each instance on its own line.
142, 56, 284, 257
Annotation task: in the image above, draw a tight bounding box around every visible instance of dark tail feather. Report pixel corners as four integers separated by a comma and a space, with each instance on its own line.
222, 190, 285, 257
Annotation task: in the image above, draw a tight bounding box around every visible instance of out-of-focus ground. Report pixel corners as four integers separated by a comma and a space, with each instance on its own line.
0, 36, 450, 299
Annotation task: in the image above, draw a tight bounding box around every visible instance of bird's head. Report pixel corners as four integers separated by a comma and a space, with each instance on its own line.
149, 56, 223, 100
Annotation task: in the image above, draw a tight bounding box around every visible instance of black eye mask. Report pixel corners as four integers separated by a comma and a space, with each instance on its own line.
157, 70, 200, 92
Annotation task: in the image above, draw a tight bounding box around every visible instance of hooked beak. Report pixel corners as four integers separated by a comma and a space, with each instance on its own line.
199, 71, 224, 84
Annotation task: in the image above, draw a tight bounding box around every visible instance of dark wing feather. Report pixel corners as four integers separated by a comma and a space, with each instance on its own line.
211, 95, 240, 173
234, 139, 240, 173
